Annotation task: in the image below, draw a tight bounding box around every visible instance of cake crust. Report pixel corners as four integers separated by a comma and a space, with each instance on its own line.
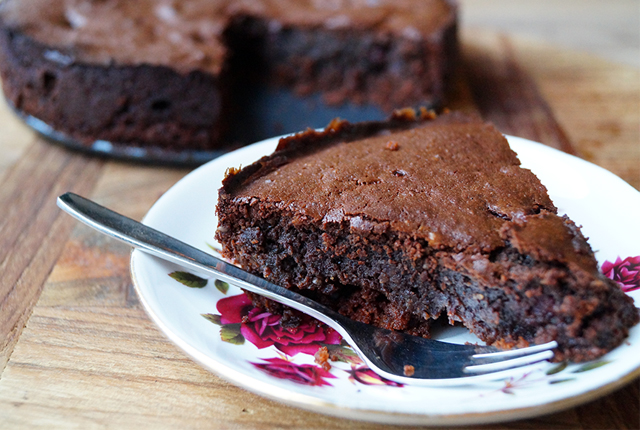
216, 111, 639, 362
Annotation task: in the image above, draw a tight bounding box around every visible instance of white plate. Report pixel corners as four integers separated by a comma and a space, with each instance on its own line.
130, 135, 640, 426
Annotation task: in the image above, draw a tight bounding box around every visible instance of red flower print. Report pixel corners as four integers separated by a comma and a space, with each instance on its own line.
602, 256, 640, 292
251, 357, 336, 386
216, 293, 253, 324
215, 293, 342, 356
206, 293, 405, 389
346, 365, 403, 387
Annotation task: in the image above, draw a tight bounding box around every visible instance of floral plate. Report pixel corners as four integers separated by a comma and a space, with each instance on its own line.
130, 134, 640, 426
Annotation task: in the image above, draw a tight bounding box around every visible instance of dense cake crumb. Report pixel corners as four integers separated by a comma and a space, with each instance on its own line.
403, 365, 415, 377
314, 346, 331, 371
216, 110, 639, 362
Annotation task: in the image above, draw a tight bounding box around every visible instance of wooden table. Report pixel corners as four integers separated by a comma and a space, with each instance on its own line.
1, 20, 639, 430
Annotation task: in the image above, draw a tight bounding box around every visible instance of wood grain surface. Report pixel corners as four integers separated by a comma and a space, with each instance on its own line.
0, 28, 638, 429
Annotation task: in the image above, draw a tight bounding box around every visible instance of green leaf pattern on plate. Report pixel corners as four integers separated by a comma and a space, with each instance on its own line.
220, 323, 245, 345
169, 271, 208, 288
202, 313, 223, 325
573, 360, 611, 373
546, 361, 569, 375
214, 279, 230, 294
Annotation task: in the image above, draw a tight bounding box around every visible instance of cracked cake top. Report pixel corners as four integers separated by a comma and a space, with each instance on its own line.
220, 111, 556, 252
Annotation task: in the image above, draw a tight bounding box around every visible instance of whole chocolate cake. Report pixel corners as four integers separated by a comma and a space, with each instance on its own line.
0, 0, 457, 155
215, 110, 639, 362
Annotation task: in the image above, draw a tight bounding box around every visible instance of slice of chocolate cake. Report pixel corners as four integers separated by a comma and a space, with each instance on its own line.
215, 110, 639, 362
0, 0, 457, 156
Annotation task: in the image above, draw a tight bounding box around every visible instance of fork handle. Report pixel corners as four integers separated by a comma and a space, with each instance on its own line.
57, 192, 353, 336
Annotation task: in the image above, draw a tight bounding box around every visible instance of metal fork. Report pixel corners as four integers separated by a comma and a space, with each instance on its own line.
57, 192, 557, 386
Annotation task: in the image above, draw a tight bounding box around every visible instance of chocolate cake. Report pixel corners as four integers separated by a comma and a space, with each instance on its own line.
215, 110, 639, 362
0, 0, 457, 156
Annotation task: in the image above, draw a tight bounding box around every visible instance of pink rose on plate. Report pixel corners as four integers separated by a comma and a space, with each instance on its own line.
241, 307, 342, 355
251, 357, 336, 386
215, 293, 342, 356
602, 256, 640, 292
216, 292, 254, 324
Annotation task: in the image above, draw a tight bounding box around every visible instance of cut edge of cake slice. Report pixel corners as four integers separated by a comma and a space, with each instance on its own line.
215, 109, 639, 362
